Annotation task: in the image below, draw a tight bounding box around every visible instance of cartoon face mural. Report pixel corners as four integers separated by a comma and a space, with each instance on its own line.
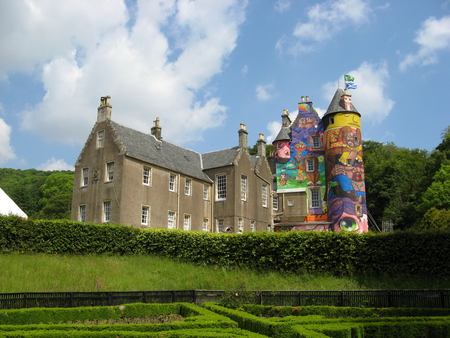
325, 123, 367, 233
274, 140, 291, 163
341, 94, 353, 111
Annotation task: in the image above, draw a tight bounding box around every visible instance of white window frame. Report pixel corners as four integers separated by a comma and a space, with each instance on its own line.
306, 158, 315, 173
251, 220, 256, 232
216, 174, 227, 201
82, 167, 89, 187
217, 219, 224, 233
310, 188, 322, 209
238, 217, 243, 233
203, 185, 209, 200
141, 206, 150, 226
97, 130, 105, 148
273, 195, 278, 210
203, 218, 209, 232
183, 214, 191, 231
311, 136, 321, 149
79, 205, 86, 223
106, 162, 114, 182
143, 167, 151, 186
168, 211, 176, 229
185, 178, 191, 196
240, 175, 247, 201
103, 201, 111, 223
262, 184, 268, 207
169, 174, 177, 192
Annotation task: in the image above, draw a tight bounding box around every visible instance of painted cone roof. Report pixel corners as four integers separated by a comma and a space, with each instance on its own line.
324, 88, 359, 116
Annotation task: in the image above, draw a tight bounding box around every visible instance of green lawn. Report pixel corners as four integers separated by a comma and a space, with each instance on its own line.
1, 253, 448, 293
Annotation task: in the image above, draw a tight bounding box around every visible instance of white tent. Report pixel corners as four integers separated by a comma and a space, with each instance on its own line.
0, 188, 28, 219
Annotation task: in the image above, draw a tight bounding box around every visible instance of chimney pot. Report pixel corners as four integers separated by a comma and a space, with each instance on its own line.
151, 117, 162, 140
97, 95, 112, 123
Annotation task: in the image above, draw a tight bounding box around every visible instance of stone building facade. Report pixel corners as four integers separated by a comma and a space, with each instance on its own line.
71, 96, 273, 232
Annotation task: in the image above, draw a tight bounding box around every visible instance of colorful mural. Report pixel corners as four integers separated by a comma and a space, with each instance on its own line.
324, 99, 368, 233
274, 101, 327, 217
272, 90, 368, 233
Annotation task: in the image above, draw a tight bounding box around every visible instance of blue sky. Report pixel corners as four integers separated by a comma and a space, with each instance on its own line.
0, 0, 449, 171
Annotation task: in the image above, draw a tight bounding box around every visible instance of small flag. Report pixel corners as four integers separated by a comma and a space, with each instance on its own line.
345, 82, 357, 89
344, 74, 355, 82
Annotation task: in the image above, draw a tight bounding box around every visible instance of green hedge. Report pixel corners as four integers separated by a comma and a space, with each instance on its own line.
1, 216, 450, 277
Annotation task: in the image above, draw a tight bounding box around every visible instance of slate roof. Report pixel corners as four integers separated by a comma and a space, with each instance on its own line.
273, 127, 291, 143
202, 147, 240, 170
110, 121, 212, 182
324, 88, 359, 116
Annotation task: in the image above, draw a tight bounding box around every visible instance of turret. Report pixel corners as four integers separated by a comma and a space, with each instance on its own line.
323, 88, 368, 233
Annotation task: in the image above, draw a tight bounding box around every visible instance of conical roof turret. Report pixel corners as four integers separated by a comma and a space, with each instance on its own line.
324, 88, 359, 116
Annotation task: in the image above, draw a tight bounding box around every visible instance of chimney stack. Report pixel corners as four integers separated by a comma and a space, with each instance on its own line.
238, 123, 248, 149
281, 109, 291, 127
257, 133, 266, 157
97, 96, 112, 122
151, 117, 162, 140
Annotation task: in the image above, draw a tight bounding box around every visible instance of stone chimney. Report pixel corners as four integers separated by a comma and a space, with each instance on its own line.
281, 109, 291, 127
238, 123, 248, 149
257, 133, 266, 157
97, 96, 112, 123
151, 117, 162, 140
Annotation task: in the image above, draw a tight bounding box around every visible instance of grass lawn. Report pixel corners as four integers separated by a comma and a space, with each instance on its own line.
1, 253, 448, 293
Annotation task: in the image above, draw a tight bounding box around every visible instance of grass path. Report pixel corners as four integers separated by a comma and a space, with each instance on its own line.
1, 253, 447, 293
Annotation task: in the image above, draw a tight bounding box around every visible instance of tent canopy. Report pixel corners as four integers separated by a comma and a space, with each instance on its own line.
0, 188, 28, 219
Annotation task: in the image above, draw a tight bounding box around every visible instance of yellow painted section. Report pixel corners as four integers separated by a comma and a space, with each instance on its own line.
329, 113, 361, 129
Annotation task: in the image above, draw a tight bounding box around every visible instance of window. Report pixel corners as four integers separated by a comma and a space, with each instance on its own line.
106, 162, 114, 182
79, 205, 86, 222
288, 199, 294, 207
240, 175, 247, 201
216, 174, 227, 200
311, 136, 321, 149
97, 130, 104, 148
169, 174, 177, 192
183, 214, 191, 231
103, 201, 111, 223
251, 221, 256, 232
310, 188, 321, 209
203, 185, 209, 200
273, 195, 278, 210
82, 167, 89, 187
306, 158, 315, 172
143, 167, 151, 185
217, 219, 224, 233
262, 184, 268, 207
203, 218, 209, 232
141, 206, 150, 226
267, 224, 271, 232
168, 211, 176, 229
185, 178, 191, 195
329, 117, 334, 125
238, 218, 243, 233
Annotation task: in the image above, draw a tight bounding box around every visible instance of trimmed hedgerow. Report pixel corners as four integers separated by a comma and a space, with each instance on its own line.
1, 215, 450, 278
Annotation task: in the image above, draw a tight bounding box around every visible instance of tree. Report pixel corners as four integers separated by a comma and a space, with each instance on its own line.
417, 164, 450, 214
363, 141, 430, 229
37, 173, 74, 219
416, 207, 450, 230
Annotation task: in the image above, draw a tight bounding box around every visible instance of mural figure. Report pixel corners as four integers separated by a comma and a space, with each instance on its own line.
272, 88, 368, 233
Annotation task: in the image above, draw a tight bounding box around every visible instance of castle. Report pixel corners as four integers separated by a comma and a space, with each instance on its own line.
272, 88, 367, 233
72, 88, 368, 233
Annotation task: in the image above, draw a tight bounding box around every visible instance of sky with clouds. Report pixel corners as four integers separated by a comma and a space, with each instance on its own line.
0, 0, 449, 171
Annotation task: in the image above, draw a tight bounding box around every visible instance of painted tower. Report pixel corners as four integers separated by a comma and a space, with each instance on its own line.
272, 90, 368, 233
323, 88, 368, 233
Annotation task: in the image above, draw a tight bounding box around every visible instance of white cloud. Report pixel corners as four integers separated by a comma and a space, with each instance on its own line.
322, 61, 394, 123
37, 157, 75, 171
274, 0, 291, 13
0, 118, 16, 165
2, 0, 247, 146
266, 121, 281, 144
277, 0, 371, 54
241, 65, 248, 74
399, 15, 450, 71
256, 84, 276, 101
